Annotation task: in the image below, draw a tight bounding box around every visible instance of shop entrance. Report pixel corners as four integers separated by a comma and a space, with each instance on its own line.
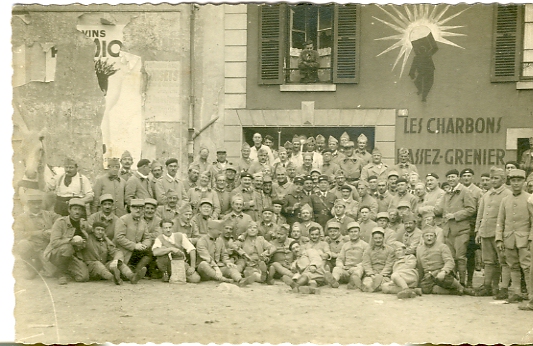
243, 127, 375, 151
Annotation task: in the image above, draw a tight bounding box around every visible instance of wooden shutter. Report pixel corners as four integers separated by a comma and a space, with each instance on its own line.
491, 4, 523, 82
259, 4, 285, 85
333, 4, 360, 84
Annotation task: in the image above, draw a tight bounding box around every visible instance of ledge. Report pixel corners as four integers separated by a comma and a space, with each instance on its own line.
516, 81, 533, 90
280, 84, 336, 92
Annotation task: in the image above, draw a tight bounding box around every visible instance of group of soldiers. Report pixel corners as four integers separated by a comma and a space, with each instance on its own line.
13, 132, 533, 311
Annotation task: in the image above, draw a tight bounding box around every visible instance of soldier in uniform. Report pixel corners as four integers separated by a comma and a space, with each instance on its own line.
14, 192, 59, 279
289, 134, 303, 168
55, 158, 94, 218
356, 180, 378, 220
310, 175, 337, 229
315, 134, 326, 153
155, 158, 187, 206
361, 227, 395, 292
87, 194, 120, 240
272, 166, 294, 201
210, 149, 234, 184
361, 148, 389, 182
283, 176, 312, 225
376, 179, 393, 213
338, 141, 363, 184
328, 136, 345, 164
92, 157, 126, 216
183, 165, 200, 192
214, 173, 232, 216
495, 169, 533, 303
237, 142, 252, 174
125, 159, 154, 207
339, 132, 350, 155
225, 165, 238, 192
393, 148, 418, 180
354, 133, 372, 167
267, 224, 295, 284
222, 194, 255, 239
119, 150, 134, 181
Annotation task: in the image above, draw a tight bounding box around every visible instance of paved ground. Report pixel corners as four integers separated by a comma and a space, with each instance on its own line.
14, 272, 533, 345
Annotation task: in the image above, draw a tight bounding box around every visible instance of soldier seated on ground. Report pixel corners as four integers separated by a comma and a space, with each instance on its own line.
267, 224, 295, 285
152, 219, 200, 283
44, 198, 90, 285
361, 228, 395, 293
290, 222, 309, 245
382, 241, 421, 298
236, 221, 276, 283
281, 241, 328, 294
80, 221, 124, 285
327, 222, 369, 290
196, 220, 254, 287
417, 228, 474, 296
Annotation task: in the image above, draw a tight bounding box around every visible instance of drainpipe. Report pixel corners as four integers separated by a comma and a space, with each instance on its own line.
187, 4, 197, 165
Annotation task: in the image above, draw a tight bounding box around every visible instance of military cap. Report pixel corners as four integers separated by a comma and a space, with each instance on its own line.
300, 203, 313, 213
231, 193, 244, 203
144, 198, 158, 206
372, 148, 381, 155
306, 137, 316, 144
367, 175, 378, 181
107, 157, 120, 167
508, 169, 526, 179
481, 172, 491, 178
396, 177, 408, 184
68, 198, 85, 208
489, 166, 505, 178
322, 149, 332, 155
303, 152, 314, 159
26, 191, 44, 201
165, 158, 178, 166
318, 175, 329, 183
241, 172, 253, 179
371, 227, 385, 236
402, 212, 417, 222
426, 173, 439, 180
137, 159, 151, 168
130, 199, 145, 207
460, 168, 474, 177
340, 184, 352, 191
327, 221, 341, 229
92, 221, 107, 230
226, 165, 237, 172
263, 175, 273, 183
292, 134, 301, 140
328, 136, 338, 144
262, 206, 274, 213
207, 219, 224, 231
99, 194, 114, 204
303, 175, 313, 182
199, 198, 213, 207
340, 132, 350, 140
242, 142, 251, 149
284, 141, 293, 148
445, 169, 460, 177
216, 149, 226, 154
316, 134, 325, 141
252, 172, 264, 179
335, 169, 345, 177
397, 200, 411, 209
278, 147, 287, 153
64, 157, 77, 166
345, 141, 355, 148
179, 202, 193, 213
357, 133, 368, 142
121, 150, 132, 159
151, 160, 163, 169
271, 199, 284, 206
334, 199, 346, 207
346, 221, 360, 230
376, 212, 390, 220
398, 148, 410, 156
422, 227, 437, 235
420, 208, 435, 218
310, 168, 321, 175
388, 171, 400, 178
294, 176, 305, 185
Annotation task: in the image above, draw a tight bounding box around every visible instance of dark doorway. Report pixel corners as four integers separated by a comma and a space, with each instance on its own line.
517, 137, 531, 162
243, 127, 375, 151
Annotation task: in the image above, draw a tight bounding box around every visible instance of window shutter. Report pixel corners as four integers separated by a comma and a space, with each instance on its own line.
333, 4, 360, 84
259, 4, 285, 85
491, 4, 523, 82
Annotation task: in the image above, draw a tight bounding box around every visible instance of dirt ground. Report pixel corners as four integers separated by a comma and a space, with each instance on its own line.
14, 272, 533, 345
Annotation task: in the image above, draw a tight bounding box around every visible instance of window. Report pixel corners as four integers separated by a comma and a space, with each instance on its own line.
491, 4, 533, 82
259, 4, 360, 85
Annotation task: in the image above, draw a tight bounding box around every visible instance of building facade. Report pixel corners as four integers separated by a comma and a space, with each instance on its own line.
12, 3, 533, 181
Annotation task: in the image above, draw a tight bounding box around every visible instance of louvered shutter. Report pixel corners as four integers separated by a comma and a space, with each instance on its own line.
333, 4, 360, 83
491, 4, 523, 82
259, 4, 285, 85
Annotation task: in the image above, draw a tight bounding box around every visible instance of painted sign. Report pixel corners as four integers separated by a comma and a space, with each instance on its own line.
144, 61, 181, 122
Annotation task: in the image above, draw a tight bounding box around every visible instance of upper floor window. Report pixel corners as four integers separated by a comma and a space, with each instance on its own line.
491, 4, 533, 82
259, 4, 360, 85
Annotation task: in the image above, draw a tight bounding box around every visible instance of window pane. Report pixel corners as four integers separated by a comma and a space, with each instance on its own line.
292, 31, 306, 49
524, 23, 533, 49
291, 6, 306, 32
523, 62, 533, 77
318, 6, 333, 30
318, 30, 333, 49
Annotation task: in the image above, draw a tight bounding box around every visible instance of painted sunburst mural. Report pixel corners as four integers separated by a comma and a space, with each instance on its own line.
374, 4, 469, 101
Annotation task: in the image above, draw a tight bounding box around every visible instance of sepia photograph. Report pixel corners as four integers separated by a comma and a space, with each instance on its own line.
7, 0, 533, 344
